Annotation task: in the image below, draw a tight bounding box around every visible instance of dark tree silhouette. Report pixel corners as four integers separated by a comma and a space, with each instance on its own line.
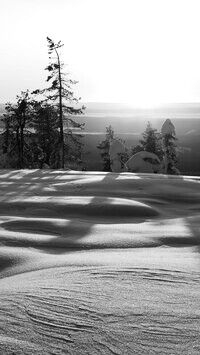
140, 121, 163, 159
97, 125, 114, 171
33, 37, 85, 168
30, 102, 60, 168
2, 91, 34, 168
131, 121, 163, 160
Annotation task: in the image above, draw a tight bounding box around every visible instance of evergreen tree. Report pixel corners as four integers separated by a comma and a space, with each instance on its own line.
63, 126, 84, 169
130, 121, 163, 160
30, 103, 60, 168
97, 125, 114, 171
2, 91, 35, 168
97, 125, 128, 171
130, 144, 144, 156
32, 37, 85, 168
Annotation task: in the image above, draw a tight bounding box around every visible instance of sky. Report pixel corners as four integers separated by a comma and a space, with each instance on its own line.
1, 0, 200, 106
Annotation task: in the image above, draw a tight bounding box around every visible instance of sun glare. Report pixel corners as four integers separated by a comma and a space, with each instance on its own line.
1, 0, 200, 105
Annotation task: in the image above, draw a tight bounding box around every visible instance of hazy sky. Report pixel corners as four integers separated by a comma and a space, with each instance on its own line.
1, 0, 200, 106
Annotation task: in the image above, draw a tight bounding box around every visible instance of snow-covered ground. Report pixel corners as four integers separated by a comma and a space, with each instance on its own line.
0, 170, 200, 354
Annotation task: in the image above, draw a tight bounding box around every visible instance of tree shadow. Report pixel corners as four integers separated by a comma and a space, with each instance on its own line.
0, 171, 162, 258
0, 170, 200, 257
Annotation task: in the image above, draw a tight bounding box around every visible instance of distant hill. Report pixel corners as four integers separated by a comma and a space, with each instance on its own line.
76, 115, 200, 136
83, 102, 200, 119
2, 101, 200, 118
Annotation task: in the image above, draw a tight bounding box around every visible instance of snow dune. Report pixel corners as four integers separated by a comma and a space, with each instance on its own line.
0, 170, 200, 354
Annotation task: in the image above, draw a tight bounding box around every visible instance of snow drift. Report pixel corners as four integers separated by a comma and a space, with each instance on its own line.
0, 170, 200, 354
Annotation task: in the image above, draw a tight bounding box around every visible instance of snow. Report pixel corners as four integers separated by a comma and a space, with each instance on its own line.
161, 118, 176, 135
0, 170, 200, 354
125, 151, 161, 173
109, 139, 126, 172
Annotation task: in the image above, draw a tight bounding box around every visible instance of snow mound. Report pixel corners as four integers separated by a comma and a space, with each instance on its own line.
109, 139, 125, 159
0, 196, 159, 220
109, 139, 126, 172
126, 151, 161, 173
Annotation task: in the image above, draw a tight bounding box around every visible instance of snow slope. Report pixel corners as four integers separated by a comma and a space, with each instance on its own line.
0, 170, 200, 354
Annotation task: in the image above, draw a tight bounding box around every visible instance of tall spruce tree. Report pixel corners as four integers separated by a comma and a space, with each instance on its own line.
33, 37, 85, 168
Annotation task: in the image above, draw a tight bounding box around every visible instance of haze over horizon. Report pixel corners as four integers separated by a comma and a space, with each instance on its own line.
1, 101, 200, 120
1, 0, 200, 107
